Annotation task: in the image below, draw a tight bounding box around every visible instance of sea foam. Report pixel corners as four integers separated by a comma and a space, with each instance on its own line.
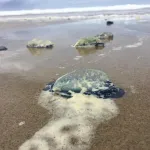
0, 4, 150, 16
19, 91, 119, 150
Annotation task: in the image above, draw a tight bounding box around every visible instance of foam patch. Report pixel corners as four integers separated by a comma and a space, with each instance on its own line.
19, 91, 119, 150
112, 46, 122, 51
125, 41, 143, 48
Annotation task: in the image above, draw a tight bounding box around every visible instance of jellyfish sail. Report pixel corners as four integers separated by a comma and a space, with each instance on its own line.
43, 69, 125, 99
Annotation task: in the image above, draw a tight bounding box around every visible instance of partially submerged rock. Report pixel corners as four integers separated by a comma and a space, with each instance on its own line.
27, 39, 54, 48
74, 37, 104, 48
74, 32, 113, 48
43, 69, 125, 99
95, 32, 113, 41
0, 46, 7, 51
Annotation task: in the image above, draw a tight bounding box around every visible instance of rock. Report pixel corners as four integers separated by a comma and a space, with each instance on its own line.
106, 21, 114, 26
27, 39, 54, 48
0, 46, 7, 51
95, 32, 113, 41
74, 37, 104, 48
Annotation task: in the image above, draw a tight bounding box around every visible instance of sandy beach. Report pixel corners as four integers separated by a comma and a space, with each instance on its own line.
0, 16, 150, 150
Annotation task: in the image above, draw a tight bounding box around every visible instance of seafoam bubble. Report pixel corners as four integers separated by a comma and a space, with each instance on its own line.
112, 46, 122, 51
19, 91, 119, 150
74, 56, 82, 61
125, 41, 143, 48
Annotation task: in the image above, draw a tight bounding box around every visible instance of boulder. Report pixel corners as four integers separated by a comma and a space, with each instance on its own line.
0, 46, 7, 51
106, 21, 114, 26
74, 37, 104, 48
27, 39, 54, 48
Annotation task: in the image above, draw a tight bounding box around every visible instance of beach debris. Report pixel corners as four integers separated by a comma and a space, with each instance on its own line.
106, 21, 114, 26
0, 46, 7, 51
27, 39, 54, 49
18, 121, 25, 126
43, 69, 125, 99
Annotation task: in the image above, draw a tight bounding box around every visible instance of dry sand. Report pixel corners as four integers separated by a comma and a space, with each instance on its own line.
0, 19, 150, 150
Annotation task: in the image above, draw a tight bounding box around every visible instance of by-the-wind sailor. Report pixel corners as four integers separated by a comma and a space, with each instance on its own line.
43, 69, 125, 99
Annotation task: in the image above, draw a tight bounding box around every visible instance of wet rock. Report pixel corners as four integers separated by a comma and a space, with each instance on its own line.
27, 39, 54, 48
0, 46, 7, 51
106, 21, 114, 26
74, 37, 104, 48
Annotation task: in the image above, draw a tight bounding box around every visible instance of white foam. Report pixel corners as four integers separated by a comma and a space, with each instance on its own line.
1, 4, 150, 16
98, 54, 105, 57
19, 91, 119, 150
0, 13, 150, 23
112, 46, 122, 51
59, 66, 65, 69
125, 41, 143, 48
74, 56, 82, 60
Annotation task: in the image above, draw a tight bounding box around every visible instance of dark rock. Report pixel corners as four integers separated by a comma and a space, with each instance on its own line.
0, 46, 7, 51
106, 21, 114, 26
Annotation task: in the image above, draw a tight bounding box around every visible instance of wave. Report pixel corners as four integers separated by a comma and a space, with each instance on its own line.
0, 4, 150, 16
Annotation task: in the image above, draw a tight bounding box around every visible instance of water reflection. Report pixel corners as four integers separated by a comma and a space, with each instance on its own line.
76, 46, 104, 56
27, 47, 53, 56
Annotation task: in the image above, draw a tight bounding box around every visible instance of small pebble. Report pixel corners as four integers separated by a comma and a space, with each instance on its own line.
19, 121, 25, 126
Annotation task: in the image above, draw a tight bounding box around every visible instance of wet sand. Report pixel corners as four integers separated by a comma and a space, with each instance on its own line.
0, 19, 150, 150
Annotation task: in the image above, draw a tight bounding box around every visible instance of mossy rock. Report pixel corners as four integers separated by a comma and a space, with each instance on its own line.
27, 39, 54, 48
74, 37, 104, 48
